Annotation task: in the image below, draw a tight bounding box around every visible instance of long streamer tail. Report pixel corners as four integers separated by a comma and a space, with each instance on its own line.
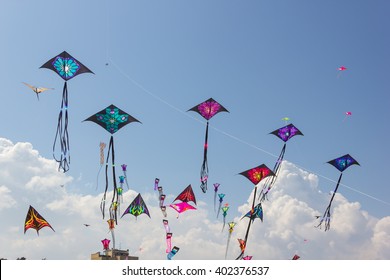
316, 173, 343, 231
259, 143, 286, 202
53, 82, 70, 173
200, 121, 209, 193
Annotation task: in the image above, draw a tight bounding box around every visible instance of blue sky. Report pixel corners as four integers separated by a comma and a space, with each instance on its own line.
0, 0, 389, 260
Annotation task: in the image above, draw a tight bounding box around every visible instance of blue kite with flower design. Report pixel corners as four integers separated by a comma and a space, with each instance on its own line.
84, 104, 141, 224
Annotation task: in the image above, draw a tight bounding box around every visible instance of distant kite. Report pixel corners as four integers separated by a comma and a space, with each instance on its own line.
22, 82, 53, 100
188, 98, 229, 193
24, 205, 54, 235
316, 154, 359, 231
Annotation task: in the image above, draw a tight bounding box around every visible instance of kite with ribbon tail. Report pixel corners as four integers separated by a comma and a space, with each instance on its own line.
236, 164, 274, 260
259, 123, 303, 202
84, 104, 141, 223
24, 205, 55, 235
188, 98, 229, 193
221, 204, 229, 231
216, 193, 225, 219
225, 222, 236, 259
40, 51, 94, 172
316, 154, 359, 231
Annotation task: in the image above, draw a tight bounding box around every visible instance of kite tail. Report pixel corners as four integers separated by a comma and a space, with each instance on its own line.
217, 202, 222, 219
200, 121, 209, 193
110, 229, 116, 250
316, 173, 343, 231
225, 233, 231, 259
259, 143, 286, 202
214, 191, 217, 212
236, 186, 258, 260
53, 81, 70, 173
96, 142, 107, 190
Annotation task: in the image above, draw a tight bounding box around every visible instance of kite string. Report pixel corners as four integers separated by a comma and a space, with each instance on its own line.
107, 57, 390, 207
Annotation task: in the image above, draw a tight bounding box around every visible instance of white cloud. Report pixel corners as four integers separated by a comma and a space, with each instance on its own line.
0, 138, 389, 260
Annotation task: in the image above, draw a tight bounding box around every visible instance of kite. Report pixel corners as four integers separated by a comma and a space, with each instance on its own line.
154, 178, 160, 191
188, 98, 229, 193
121, 193, 151, 220
24, 205, 55, 235
83, 224, 91, 227
163, 219, 172, 253
225, 222, 236, 259
243, 256, 253, 260
281, 117, 290, 124
121, 164, 130, 189
170, 202, 196, 218
166, 232, 173, 253
22, 82, 53, 100
172, 184, 197, 205
236, 164, 274, 260
221, 204, 229, 232
343, 111, 352, 122
40, 51, 94, 172
213, 183, 221, 212
241, 202, 264, 222
216, 193, 225, 219
85, 104, 141, 222
316, 154, 359, 231
117, 184, 123, 204
338, 66, 347, 71
292, 254, 300, 260
160, 206, 167, 217
337, 66, 347, 78
167, 246, 179, 260
107, 218, 116, 249
158, 186, 167, 216
163, 219, 171, 233
259, 123, 303, 202
171, 185, 197, 217
101, 238, 110, 251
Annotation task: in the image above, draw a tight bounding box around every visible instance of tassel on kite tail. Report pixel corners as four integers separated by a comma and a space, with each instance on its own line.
259, 144, 286, 202
96, 142, 106, 190
316, 173, 343, 231
200, 121, 209, 193
236, 186, 258, 260
121, 164, 129, 190
53, 81, 70, 172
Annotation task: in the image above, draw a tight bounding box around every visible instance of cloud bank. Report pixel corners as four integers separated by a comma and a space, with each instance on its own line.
0, 138, 389, 260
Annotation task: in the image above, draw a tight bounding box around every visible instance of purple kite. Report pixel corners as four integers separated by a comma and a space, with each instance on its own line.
188, 98, 229, 193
